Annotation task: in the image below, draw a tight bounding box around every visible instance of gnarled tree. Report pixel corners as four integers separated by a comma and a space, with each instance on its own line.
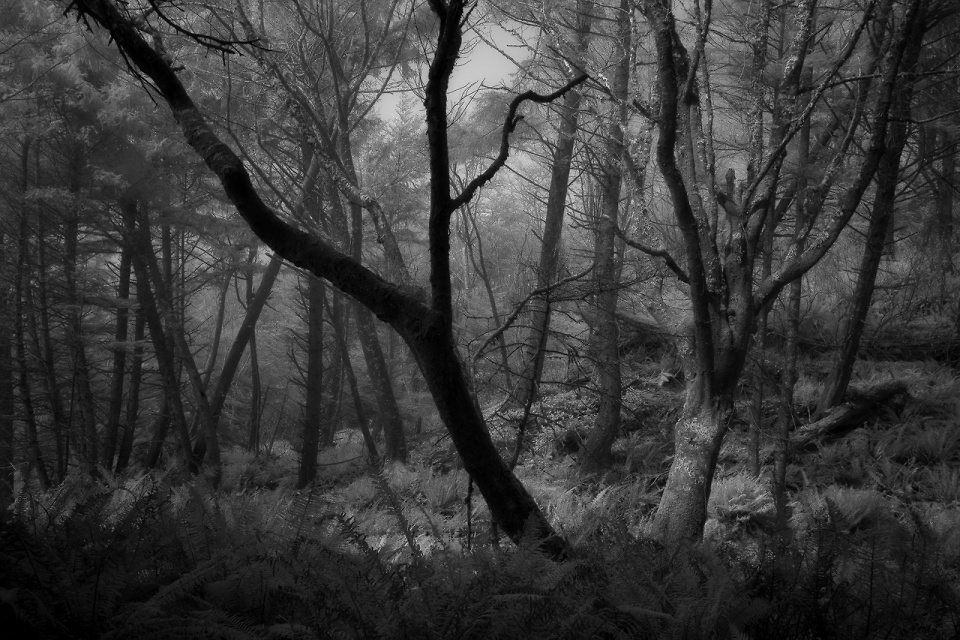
62, 0, 585, 554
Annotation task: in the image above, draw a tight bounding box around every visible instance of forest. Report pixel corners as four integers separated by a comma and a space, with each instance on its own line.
1, 0, 959, 637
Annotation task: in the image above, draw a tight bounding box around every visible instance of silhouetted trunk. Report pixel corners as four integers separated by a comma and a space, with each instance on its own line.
202, 270, 232, 385
71, 0, 575, 555
581, 0, 629, 474
1, 145, 25, 508
460, 206, 512, 390
940, 130, 955, 281
327, 295, 379, 465
32, 212, 68, 481
510, 8, 590, 408
102, 245, 132, 469
64, 161, 99, 472
0, 292, 12, 519
144, 399, 170, 470
14, 174, 50, 489
356, 305, 407, 462
244, 249, 262, 454
123, 201, 195, 470
193, 253, 283, 463
151, 215, 222, 485
115, 306, 144, 474
297, 275, 324, 488
816, 15, 924, 416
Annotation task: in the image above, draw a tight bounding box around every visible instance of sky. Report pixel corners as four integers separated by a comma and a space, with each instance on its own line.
377, 24, 529, 120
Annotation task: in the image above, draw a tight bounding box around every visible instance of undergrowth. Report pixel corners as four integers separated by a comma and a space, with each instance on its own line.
3, 361, 959, 639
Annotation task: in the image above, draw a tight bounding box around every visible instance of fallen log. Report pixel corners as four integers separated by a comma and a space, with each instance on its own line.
793, 380, 910, 451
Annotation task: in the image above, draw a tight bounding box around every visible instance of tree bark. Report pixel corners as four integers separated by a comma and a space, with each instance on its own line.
640, 0, 922, 543
815, 11, 925, 416
0, 240, 13, 517
123, 201, 195, 470
297, 274, 324, 489
32, 211, 68, 481
509, 6, 590, 408
0, 288, 13, 519
115, 306, 144, 474
328, 295, 379, 465
14, 181, 51, 490
581, 0, 630, 474
356, 304, 407, 462
939, 129, 955, 284
66, 0, 577, 554
63, 171, 99, 473
244, 250, 262, 454
460, 205, 512, 391
101, 245, 132, 469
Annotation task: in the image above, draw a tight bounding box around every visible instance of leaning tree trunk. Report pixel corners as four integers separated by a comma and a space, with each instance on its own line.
66, 0, 578, 555
815, 16, 923, 416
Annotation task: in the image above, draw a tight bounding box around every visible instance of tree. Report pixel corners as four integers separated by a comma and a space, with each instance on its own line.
580, 0, 630, 474
63, 0, 585, 554
625, 0, 931, 542
505, 0, 592, 410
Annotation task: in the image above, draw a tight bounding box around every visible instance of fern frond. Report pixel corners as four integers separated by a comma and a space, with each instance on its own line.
373, 470, 424, 562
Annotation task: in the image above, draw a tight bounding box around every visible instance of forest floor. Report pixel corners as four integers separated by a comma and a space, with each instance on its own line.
3, 355, 960, 639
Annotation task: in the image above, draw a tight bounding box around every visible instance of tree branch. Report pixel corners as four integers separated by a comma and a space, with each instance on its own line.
472, 264, 594, 363
63, 0, 420, 327
450, 74, 589, 212
613, 224, 689, 284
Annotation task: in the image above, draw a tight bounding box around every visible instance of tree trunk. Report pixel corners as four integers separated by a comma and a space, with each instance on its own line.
15, 191, 51, 490
67, 0, 575, 554
101, 245, 132, 469
115, 306, 144, 474
510, 9, 590, 408
816, 15, 924, 416
460, 206, 512, 391
297, 274, 324, 489
653, 384, 729, 542
356, 304, 407, 462
144, 398, 170, 470
202, 268, 232, 386
327, 296, 380, 467
123, 201, 195, 470
193, 253, 283, 464
244, 250, 262, 454
0, 296, 13, 518
581, 0, 629, 474
939, 129, 955, 282
63, 193, 99, 473
797, 381, 909, 449
32, 212, 68, 482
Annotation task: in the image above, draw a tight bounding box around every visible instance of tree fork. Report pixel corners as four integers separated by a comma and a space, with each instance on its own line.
65, 0, 581, 554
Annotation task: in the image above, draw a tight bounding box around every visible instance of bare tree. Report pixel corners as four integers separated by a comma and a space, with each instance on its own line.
64, 0, 585, 554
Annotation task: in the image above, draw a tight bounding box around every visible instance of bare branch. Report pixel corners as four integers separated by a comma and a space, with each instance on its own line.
450, 74, 589, 212
472, 264, 594, 363
613, 224, 689, 284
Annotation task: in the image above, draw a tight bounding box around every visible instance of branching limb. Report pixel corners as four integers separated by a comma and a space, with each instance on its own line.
613, 224, 689, 284
62, 0, 417, 326
450, 74, 589, 212
472, 264, 594, 363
